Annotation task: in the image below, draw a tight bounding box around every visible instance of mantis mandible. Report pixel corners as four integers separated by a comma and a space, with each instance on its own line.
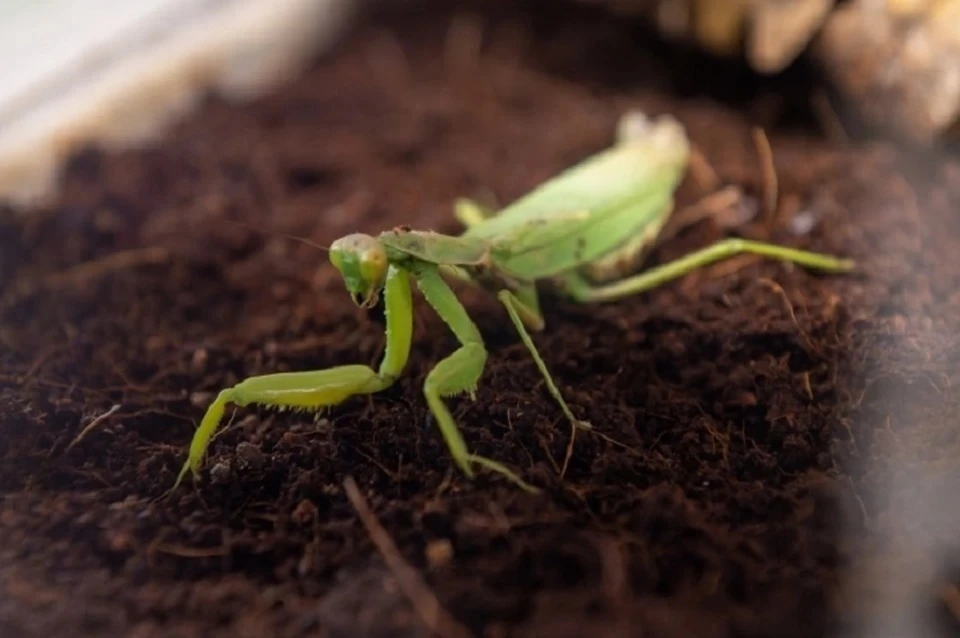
172, 110, 854, 493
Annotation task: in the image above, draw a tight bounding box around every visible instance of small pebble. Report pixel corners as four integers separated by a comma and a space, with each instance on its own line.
889, 315, 908, 333
190, 348, 208, 374
190, 392, 214, 408
788, 209, 818, 236
291, 499, 318, 525
236, 442, 265, 469
425, 539, 454, 568
102, 528, 134, 553
735, 391, 758, 407
210, 461, 233, 484
280, 432, 305, 446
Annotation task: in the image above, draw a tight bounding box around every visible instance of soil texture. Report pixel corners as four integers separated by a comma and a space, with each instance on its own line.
3, 2, 960, 637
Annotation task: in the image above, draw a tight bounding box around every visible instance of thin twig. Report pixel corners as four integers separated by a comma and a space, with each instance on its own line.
687, 145, 721, 193
343, 477, 474, 638
44, 247, 169, 290
661, 185, 744, 243
152, 544, 231, 558
66, 404, 122, 451
811, 90, 849, 144
538, 435, 562, 477
560, 417, 577, 480
2, 247, 170, 312
752, 127, 778, 225
757, 278, 818, 355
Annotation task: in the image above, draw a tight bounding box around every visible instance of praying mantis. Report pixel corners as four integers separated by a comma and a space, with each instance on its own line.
172, 110, 855, 494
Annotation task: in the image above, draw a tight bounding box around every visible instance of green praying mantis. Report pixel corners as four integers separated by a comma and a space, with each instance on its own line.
172, 110, 855, 494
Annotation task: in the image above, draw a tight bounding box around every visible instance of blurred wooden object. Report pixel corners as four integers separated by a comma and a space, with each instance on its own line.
817, 0, 960, 144
576, 0, 960, 144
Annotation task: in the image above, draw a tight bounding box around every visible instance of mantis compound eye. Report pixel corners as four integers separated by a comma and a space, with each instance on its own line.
329, 233, 388, 309
358, 244, 388, 287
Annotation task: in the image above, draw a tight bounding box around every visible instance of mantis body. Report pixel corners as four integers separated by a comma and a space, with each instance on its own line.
173, 111, 854, 493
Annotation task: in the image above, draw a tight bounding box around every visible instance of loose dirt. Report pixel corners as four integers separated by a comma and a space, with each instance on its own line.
2, 1, 960, 637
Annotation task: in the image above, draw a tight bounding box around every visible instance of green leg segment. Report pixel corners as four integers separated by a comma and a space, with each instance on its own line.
440, 198, 494, 286
172, 264, 415, 490
563, 238, 856, 303
497, 287, 591, 432
413, 265, 540, 492
453, 197, 496, 228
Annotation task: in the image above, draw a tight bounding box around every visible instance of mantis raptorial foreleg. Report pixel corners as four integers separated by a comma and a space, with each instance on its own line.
412, 265, 539, 492
171, 265, 414, 490
563, 238, 856, 303
497, 288, 591, 433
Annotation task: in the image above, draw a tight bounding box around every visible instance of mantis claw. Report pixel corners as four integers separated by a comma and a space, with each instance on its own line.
466, 454, 541, 493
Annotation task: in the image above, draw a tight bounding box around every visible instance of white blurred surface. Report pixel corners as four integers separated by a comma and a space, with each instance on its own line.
0, 0, 358, 209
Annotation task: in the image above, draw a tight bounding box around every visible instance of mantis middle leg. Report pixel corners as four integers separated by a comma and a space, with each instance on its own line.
413, 265, 540, 492
172, 264, 415, 490
497, 285, 591, 433
561, 238, 855, 303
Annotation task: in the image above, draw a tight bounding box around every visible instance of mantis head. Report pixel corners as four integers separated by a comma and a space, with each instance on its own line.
329, 233, 389, 309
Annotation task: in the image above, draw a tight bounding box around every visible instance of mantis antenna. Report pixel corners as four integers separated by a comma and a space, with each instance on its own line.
221, 218, 330, 252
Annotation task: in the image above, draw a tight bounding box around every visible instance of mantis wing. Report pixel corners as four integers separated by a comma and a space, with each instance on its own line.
461, 123, 689, 241
489, 187, 673, 281
489, 210, 593, 253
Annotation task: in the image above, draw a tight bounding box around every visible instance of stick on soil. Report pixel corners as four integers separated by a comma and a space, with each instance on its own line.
344, 477, 474, 638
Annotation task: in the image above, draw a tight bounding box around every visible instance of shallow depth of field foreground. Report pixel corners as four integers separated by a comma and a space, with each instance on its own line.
2, 2, 960, 637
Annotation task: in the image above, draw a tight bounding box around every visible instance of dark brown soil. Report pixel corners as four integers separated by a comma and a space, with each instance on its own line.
3, 2, 960, 637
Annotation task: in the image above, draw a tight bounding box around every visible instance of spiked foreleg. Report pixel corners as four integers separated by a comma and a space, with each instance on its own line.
172, 264, 414, 490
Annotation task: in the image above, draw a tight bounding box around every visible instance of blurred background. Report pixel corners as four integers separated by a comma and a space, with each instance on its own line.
0, 0, 358, 207
3, 0, 959, 208
2, 3, 960, 638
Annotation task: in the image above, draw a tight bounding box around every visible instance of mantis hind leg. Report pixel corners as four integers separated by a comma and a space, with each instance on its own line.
453, 198, 497, 228
171, 265, 414, 492
497, 288, 591, 434
562, 237, 856, 303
